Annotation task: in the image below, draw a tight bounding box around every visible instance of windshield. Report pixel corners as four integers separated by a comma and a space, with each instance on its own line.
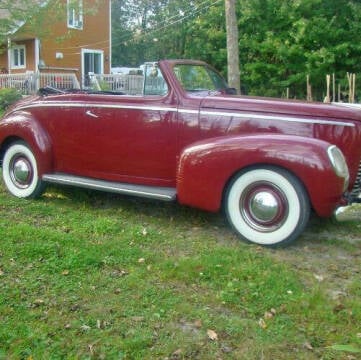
173, 64, 229, 93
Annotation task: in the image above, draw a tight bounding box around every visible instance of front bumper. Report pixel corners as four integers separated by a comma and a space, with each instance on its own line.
334, 203, 361, 222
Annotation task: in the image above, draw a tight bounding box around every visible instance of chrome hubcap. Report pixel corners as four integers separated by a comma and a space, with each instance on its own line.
10, 157, 33, 188
250, 191, 279, 222
241, 183, 288, 232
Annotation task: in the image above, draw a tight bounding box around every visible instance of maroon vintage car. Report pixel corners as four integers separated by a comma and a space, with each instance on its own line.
1, 59, 360, 246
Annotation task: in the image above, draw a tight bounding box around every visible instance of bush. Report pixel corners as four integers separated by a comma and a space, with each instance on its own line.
0, 88, 22, 111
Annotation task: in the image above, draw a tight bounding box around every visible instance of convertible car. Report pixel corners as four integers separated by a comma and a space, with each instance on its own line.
1, 59, 361, 247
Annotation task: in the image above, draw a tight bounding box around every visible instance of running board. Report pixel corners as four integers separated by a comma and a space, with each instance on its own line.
42, 173, 177, 201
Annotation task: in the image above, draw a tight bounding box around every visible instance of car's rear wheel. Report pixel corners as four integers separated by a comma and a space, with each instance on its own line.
2, 141, 45, 198
224, 166, 310, 247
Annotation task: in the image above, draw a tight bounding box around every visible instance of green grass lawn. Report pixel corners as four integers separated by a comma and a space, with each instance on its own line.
0, 181, 360, 359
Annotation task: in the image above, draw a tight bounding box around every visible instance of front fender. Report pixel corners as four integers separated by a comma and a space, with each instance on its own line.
0, 111, 52, 175
177, 134, 346, 217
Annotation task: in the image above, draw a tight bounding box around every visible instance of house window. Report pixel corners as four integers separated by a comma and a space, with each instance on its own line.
11, 45, 26, 69
67, 0, 83, 29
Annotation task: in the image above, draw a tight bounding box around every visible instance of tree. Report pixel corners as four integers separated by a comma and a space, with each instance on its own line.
0, 1, 55, 43
111, 0, 226, 68
111, 0, 361, 100
225, 0, 240, 92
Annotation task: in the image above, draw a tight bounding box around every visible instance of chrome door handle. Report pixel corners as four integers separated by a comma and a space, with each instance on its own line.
85, 110, 99, 118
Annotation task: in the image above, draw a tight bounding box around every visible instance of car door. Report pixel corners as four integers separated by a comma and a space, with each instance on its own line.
77, 93, 179, 187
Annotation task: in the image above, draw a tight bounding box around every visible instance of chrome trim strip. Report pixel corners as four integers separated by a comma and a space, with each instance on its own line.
178, 109, 199, 115
200, 110, 355, 127
20, 101, 177, 113
43, 174, 177, 201
332, 102, 361, 110
18, 101, 354, 127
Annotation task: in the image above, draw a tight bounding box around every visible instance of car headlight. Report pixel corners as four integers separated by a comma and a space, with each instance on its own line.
327, 145, 349, 191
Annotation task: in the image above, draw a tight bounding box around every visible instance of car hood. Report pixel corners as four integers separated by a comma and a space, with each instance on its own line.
200, 94, 361, 123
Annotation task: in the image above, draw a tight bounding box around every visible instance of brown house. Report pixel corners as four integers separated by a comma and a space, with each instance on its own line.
0, 0, 111, 86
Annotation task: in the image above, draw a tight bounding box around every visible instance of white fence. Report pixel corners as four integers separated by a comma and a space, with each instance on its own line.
91, 74, 167, 96
0, 72, 80, 95
1, 72, 168, 96
91, 74, 144, 95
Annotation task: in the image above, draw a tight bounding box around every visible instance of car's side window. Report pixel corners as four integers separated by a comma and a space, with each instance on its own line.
143, 64, 168, 96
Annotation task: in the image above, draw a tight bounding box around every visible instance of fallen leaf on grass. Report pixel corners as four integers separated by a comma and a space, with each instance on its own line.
221, 344, 233, 353
172, 349, 182, 357
111, 269, 129, 277
96, 319, 109, 329
264, 308, 276, 319
207, 329, 218, 341
88, 343, 95, 355
33, 299, 45, 307
258, 318, 267, 329
313, 273, 324, 282
80, 324, 91, 332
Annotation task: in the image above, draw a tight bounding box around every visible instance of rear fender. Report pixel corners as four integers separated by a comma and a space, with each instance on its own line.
177, 134, 346, 217
0, 111, 52, 175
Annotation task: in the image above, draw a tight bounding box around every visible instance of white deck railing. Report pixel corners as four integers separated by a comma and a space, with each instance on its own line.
92, 74, 145, 95
0, 72, 80, 95
1, 72, 167, 96
92, 74, 167, 96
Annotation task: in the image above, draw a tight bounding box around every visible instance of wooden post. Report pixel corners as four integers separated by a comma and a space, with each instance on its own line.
347, 73, 356, 103
324, 74, 331, 103
225, 0, 240, 93
306, 75, 312, 101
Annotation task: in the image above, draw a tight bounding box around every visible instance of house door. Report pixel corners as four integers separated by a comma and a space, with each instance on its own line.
82, 49, 104, 87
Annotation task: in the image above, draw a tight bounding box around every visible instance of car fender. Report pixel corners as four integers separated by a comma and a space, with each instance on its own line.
0, 111, 53, 176
177, 134, 346, 217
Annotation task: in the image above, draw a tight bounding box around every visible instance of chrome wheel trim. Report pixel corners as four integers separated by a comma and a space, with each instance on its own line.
2, 143, 40, 198
10, 156, 34, 189
240, 183, 289, 233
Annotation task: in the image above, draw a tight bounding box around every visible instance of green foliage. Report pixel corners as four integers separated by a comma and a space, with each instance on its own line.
0, 88, 22, 111
112, 0, 361, 100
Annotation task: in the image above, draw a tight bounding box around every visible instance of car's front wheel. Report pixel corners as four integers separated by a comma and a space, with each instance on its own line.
224, 166, 310, 247
2, 141, 45, 198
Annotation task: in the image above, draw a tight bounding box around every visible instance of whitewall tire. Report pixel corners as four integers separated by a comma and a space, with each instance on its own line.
2, 142, 45, 198
225, 166, 310, 247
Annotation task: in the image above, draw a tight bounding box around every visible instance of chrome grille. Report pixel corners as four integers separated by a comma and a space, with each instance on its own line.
350, 160, 361, 200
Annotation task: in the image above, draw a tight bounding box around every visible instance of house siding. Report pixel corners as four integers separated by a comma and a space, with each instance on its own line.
0, 0, 110, 80
40, 0, 110, 76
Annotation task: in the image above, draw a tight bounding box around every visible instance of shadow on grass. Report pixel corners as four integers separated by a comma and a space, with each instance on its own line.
41, 184, 361, 251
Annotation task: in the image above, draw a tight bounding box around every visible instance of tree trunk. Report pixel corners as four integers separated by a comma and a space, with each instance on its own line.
225, 0, 240, 93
